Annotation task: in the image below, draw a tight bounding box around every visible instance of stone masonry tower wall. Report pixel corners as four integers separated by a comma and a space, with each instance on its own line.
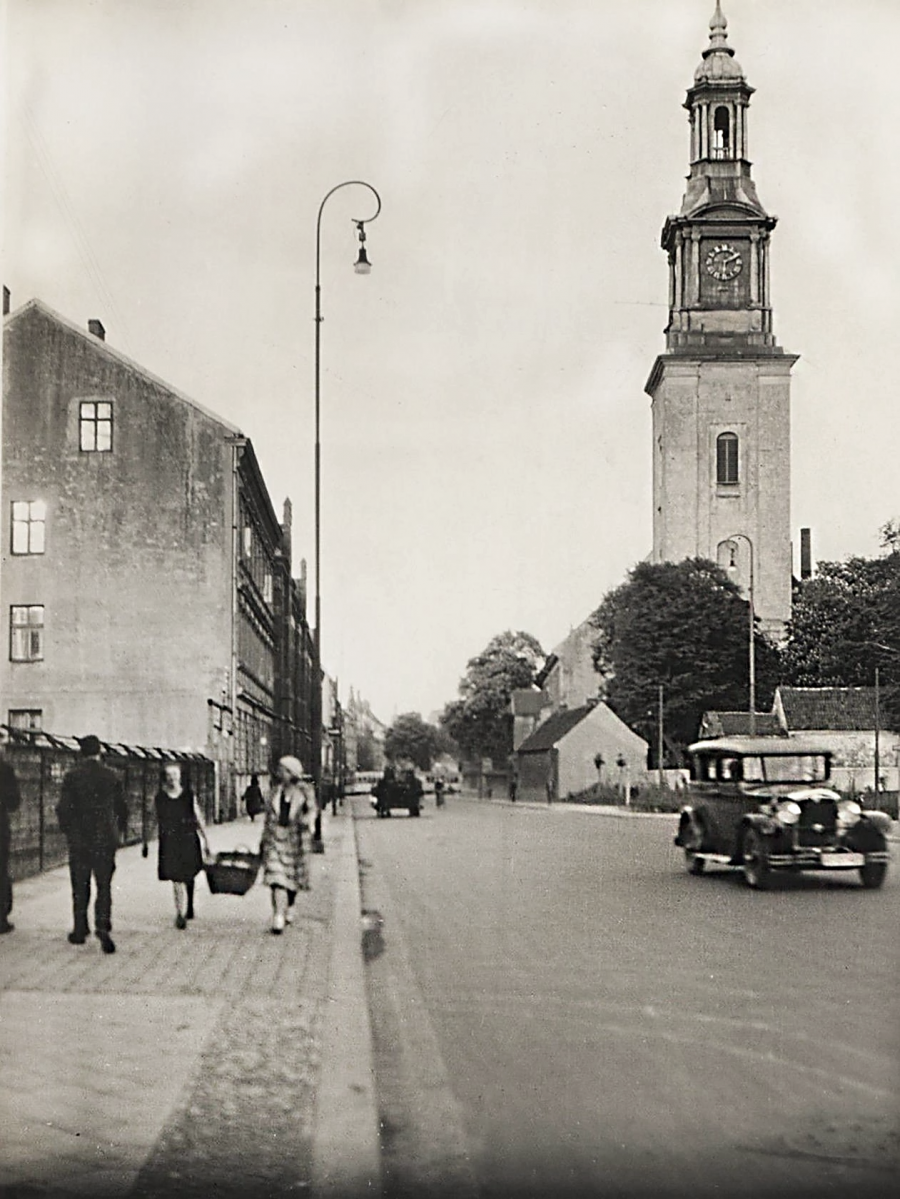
644, 2, 795, 637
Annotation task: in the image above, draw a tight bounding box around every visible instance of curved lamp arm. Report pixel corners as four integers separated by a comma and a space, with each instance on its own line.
316, 181, 382, 281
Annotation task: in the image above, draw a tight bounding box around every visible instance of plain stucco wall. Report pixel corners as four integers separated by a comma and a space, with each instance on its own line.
1, 306, 233, 749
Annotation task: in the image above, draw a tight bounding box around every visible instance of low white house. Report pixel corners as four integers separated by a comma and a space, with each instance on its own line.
515, 701, 648, 803
773, 686, 899, 794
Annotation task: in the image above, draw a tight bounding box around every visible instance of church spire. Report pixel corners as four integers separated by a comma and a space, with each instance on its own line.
707, 2, 730, 55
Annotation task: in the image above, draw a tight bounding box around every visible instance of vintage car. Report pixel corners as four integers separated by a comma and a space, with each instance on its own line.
371, 767, 423, 818
674, 737, 892, 889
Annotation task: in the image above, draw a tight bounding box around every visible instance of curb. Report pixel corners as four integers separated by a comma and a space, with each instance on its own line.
492, 798, 676, 819
310, 815, 382, 1199
489, 797, 900, 842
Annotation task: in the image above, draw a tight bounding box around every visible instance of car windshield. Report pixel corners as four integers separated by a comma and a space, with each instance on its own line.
740, 754, 829, 783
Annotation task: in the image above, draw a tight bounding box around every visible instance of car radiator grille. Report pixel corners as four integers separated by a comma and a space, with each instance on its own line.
795, 799, 838, 848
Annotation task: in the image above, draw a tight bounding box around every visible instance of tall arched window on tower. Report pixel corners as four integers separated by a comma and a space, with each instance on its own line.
716, 432, 739, 485
712, 106, 731, 159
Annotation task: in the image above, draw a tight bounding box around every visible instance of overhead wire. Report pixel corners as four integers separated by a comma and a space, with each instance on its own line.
17, 103, 133, 355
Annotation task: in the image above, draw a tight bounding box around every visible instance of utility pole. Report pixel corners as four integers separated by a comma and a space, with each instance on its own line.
874, 666, 880, 794
657, 683, 665, 790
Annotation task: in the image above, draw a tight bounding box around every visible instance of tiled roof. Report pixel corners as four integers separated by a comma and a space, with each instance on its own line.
776, 687, 879, 732
700, 711, 785, 738
516, 705, 591, 753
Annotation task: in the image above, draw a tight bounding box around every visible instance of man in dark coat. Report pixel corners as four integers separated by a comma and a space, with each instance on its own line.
57, 735, 127, 953
0, 731, 22, 934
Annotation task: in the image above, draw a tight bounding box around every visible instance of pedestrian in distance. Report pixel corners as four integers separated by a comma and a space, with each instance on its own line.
260, 755, 312, 934
242, 772, 264, 823
155, 763, 210, 929
0, 728, 22, 934
434, 776, 445, 808
56, 735, 127, 954
373, 763, 397, 818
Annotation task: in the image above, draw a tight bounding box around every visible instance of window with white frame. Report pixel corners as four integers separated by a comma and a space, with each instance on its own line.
11, 500, 46, 554
8, 709, 42, 731
10, 605, 44, 662
79, 400, 113, 451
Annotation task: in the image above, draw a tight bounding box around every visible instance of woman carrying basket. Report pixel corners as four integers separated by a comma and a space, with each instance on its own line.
155, 763, 210, 929
260, 756, 312, 934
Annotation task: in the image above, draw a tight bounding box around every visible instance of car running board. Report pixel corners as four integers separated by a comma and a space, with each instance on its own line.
691, 853, 733, 866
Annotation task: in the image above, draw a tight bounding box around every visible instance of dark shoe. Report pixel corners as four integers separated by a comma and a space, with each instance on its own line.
186, 908, 195, 920
1, 921, 15, 934
96, 932, 116, 954
175, 914, 187, 930
67, 930, 86, 945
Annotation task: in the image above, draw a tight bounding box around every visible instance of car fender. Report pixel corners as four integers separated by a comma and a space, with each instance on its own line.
674, 806, 703, 847
740, 812, 779, 838
861, 810, 892, 837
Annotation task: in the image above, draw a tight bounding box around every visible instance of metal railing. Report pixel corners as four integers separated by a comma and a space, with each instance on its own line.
2, 727, 216, 881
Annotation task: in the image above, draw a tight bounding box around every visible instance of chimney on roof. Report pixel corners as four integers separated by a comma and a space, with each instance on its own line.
88, 319, 106, 341
2, 287, 10, 316
800, 528, 813, 580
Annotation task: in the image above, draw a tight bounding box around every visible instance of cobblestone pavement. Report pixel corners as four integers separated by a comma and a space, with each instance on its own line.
0, 815, 343, 1199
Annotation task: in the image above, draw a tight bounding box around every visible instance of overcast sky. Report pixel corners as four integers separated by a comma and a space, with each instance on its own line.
3, 0, 899, 724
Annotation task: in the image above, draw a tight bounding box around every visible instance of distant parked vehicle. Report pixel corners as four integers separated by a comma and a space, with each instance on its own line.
674, 737, 892, 890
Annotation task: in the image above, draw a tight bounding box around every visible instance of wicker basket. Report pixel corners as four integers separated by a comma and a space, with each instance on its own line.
204, 847, 261, 895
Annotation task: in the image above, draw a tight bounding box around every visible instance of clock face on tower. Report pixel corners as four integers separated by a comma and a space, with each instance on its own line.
705, 242, 743, 281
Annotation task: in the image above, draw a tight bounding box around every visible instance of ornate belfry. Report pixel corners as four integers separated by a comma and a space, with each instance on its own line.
645, 2, 796, 637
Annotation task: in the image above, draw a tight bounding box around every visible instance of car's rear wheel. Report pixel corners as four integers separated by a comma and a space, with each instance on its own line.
859, 861, 888, 889
742, 828, 771, 890
680, 815, 706, 875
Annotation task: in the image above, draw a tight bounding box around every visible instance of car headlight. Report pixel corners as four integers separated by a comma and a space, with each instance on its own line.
837, 799, 862, 826
776, 800, 802, 826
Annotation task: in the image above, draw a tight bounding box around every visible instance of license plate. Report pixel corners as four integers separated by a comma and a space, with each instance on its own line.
819, 852, 864, 868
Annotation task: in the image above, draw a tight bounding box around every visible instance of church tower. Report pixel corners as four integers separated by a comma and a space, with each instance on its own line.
645, 2, 795, 636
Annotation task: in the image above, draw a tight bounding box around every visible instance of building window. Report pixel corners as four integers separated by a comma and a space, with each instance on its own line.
11, 501, 46, 554
263, 572, 273, 604
79, 401, 113, 451
716, 432, 739, 485
243, 526, 253, 558
8, 709, 42, 731
10, 605, 44, 662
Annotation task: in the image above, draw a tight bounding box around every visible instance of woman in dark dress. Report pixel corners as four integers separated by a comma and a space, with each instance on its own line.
155, 763, 210, 929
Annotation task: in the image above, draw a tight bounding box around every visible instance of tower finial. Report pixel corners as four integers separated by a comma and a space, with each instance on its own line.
709, 2, 728, 49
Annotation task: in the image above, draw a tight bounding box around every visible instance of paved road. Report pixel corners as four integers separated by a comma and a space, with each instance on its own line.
355, 796, 899, 1199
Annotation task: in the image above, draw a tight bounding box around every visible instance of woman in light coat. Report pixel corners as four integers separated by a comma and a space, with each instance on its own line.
260, 755, 312, 933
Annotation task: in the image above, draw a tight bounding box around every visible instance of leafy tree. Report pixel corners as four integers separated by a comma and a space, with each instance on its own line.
384, 712, 454, 771
591, 558, 780, 758
441, 630, 545, 764
783, 524, 900, 726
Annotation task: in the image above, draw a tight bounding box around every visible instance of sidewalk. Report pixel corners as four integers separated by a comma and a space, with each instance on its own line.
0, 809, 380, 1198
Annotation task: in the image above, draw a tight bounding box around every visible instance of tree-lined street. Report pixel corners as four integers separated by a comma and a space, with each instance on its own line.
356, 796, 899, 1199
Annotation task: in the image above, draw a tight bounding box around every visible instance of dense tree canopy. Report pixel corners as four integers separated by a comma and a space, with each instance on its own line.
384, 712, 455, 771
441, 630, 545, 764
591, 558, 780, 759
783, 522, 900, 726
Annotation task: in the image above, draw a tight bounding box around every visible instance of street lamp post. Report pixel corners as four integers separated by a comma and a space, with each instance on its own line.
725, 533, 756, 736
311, 181, 381, 845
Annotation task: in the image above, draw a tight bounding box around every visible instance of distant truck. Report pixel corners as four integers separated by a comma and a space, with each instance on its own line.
373, 765, 423, 818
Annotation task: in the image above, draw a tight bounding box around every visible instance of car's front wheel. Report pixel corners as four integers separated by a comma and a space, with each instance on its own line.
859, 861, 888, 889
742, 828, 771, 890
